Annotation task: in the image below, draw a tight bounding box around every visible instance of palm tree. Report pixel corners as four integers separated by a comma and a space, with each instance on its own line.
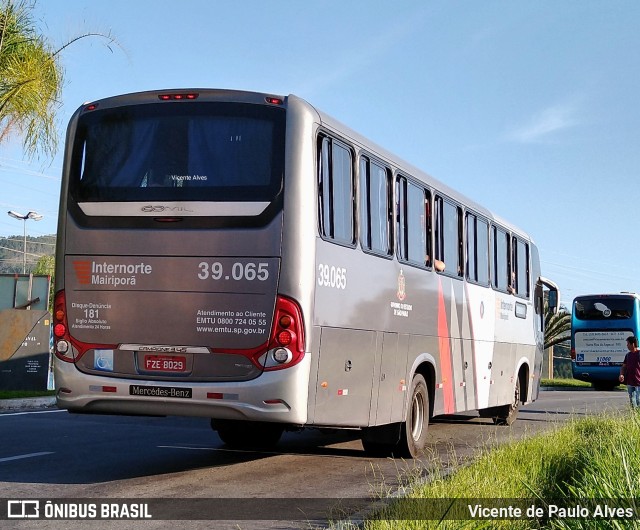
0, 0, 116, 159
544, 302, 571, 350
0, 0, 61, 158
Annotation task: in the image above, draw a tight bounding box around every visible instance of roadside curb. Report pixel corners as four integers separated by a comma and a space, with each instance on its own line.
0, 397, 57, 412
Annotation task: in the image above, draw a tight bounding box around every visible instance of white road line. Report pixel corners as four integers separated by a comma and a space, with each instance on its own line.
0, 452, 54, 463
158, 445, 217, 451
0, 409, 66, 417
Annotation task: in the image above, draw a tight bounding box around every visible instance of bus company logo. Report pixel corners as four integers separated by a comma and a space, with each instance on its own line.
72, 260, 153, 287
397, 269, 406, 301
72, 261, 92, 285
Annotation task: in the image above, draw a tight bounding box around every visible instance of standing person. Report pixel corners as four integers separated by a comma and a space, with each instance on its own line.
619, 336, 640, 408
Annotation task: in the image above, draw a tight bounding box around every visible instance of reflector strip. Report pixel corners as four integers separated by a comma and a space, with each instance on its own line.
89, 385, 117, 393
206, 393, 239, 400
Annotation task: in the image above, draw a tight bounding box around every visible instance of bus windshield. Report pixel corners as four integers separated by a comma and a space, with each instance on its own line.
573, 297, 634, 320
70, 102, 285, 204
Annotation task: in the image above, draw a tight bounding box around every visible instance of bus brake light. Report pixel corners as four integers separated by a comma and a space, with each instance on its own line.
158, 93, 199, 101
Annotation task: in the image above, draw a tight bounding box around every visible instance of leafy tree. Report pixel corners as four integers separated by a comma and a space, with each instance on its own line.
545, 302, 571, 350
32, 253, 53, 312
0, 0, 116, 159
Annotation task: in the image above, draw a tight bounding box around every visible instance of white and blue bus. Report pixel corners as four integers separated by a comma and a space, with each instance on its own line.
571, 293, 640, 390
53, 89, 558, 457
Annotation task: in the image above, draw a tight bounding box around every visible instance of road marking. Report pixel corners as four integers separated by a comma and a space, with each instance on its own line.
0, 409, 66, 417
0, 452, 54, 463
158, 445, 217, 452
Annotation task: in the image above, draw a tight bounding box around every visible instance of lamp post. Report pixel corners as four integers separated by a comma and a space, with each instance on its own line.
7, 210, 44, 273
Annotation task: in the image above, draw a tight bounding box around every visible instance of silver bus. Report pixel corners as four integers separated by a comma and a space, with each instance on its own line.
53, 89, 558, 457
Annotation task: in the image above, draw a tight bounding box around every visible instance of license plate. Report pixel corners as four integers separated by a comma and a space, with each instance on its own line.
143, 355, 187, 372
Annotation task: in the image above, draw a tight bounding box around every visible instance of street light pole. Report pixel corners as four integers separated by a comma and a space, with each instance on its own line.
7, 210, 44, 273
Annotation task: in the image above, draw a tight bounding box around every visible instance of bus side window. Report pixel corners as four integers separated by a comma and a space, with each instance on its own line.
360, 156, 392, 256
512, 237, 530, 298
435, 195, 462, 278
396, 176, 429, 268
466, 212, 490, 286
491, 225, 510, 292
318, 135, 355, 246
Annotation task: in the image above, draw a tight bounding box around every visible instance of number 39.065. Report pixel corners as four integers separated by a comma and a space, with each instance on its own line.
317, 264, 347, 290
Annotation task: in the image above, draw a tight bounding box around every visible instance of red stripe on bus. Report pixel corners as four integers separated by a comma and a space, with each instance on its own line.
438, 279, 455, 414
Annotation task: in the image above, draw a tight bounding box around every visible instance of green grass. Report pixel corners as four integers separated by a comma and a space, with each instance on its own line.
353, 412, 640, 529
0, 389, 55, 400
540, 378, 592, 388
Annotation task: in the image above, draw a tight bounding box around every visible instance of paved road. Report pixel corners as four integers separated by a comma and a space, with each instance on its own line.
0, 389, 629, 529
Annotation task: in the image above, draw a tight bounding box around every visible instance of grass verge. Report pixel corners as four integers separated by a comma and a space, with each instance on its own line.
540, 378, 592, 389
353, 412, 640, 529
0, 390, 55, 400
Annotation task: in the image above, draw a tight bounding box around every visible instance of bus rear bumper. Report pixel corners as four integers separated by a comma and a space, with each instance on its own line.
572, 364, 621, 384
54, 355, 310, 425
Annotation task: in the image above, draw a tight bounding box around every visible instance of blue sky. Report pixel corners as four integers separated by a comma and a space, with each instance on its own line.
1, 0, 639, 305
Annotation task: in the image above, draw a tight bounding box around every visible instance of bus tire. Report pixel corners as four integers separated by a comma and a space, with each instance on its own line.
396, 373, 429, 458
211, 419, 283, 449
592, 382, 618, 391
361, 423, 402, 457
493, 378, 521, 426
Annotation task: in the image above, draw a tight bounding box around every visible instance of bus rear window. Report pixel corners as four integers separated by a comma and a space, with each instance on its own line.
573, 298, 635, 320
70, 102, 285, 203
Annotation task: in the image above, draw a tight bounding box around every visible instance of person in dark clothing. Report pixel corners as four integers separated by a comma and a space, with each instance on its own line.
619, 336, 640, 408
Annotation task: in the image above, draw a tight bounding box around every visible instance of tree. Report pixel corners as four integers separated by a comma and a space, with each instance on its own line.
0, 0, 116, 159
32, 253, 53, 312
544, 302, 571, 350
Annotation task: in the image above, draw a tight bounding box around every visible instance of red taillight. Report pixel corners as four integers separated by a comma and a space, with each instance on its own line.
277, 330, 292, 346
158, 93, 199, 101
53, 290, 73, 362
53, 289, 117, 362
571, 348, 576, 360
260, 295, 305, 370
265, 96, 283, 105
83, 103, 98, 111
54, 323, 66, 338
210, 295, 305, 371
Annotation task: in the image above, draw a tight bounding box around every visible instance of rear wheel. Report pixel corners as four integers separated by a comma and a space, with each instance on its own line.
211, 419, 283, 449
397, 374, 430, 458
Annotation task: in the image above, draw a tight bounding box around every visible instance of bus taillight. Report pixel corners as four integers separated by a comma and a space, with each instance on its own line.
571, 347, 576, 360
260, 295, 305, 370
53, 290, 74, 363
53, 290, 116, 362
158, 93, 199, 101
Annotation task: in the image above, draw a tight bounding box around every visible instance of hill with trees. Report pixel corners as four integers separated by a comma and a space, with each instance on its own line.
0, 234, 56, 274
